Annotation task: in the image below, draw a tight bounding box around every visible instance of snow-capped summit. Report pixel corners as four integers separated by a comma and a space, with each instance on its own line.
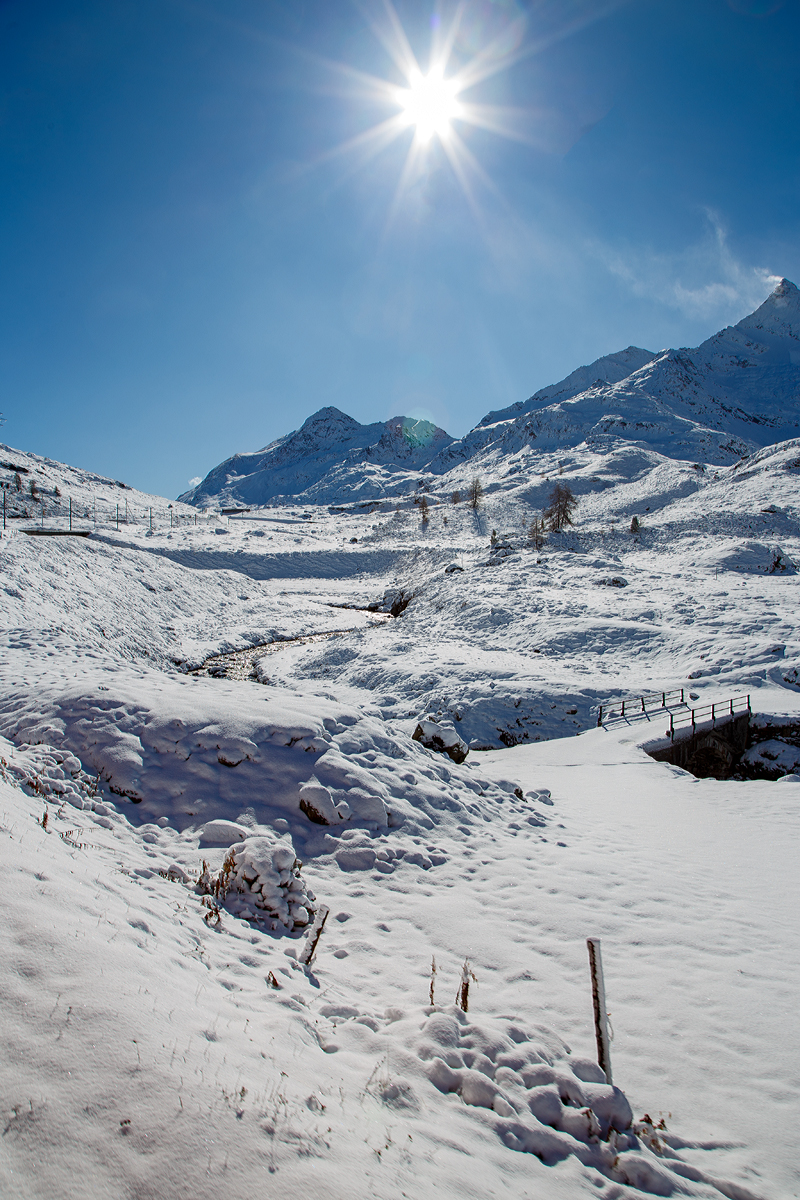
180, 407, 453, 507
736, 276, 800, 345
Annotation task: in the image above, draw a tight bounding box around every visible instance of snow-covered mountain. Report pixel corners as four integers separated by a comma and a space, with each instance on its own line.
435, 278, 800, 470
3, 362, 800, 1197
184, 279, 800, 508
180, 408, 453, 508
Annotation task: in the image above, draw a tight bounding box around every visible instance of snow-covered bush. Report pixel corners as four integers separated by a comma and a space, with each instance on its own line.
200, 835, 316, 931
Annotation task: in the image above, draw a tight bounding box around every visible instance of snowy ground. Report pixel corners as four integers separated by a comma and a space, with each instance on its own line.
2, 439, 800, 1199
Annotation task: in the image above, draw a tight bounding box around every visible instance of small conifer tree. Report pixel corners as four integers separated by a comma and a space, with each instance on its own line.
468, 477, 483, 510
544, 483, 577, 531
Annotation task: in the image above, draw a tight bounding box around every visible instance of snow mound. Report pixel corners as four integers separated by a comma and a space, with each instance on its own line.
0, 740, 101, 812
0, 668, 512, 834
201, 834, 316, 930
199, 818, 248, 845
696, 539, 796, 574
324, 1001, 713, 1195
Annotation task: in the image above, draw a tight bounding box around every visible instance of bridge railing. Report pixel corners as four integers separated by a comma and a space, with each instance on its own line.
597, 688, 686, 726
666, 695, 751, 741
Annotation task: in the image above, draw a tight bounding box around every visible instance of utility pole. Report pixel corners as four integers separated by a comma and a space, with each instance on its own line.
116, 504, 119, 531
69, 496, 72, 532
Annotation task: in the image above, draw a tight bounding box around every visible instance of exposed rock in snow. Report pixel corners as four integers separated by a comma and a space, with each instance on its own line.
412, 715, 469, 764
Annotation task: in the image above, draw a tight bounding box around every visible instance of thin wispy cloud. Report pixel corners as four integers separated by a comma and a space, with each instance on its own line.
593, 211, 781, 324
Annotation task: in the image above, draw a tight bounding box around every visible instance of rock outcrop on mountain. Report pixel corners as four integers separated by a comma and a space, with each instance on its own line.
182, 279, 800, 506
179, 408, 454, 507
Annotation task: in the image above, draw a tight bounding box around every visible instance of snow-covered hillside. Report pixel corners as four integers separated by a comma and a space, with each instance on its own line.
0, 441, 200, 530
2, 410, 800, 1198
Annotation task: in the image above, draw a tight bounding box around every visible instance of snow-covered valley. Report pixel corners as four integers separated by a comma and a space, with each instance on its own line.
2, 280, 800, 1199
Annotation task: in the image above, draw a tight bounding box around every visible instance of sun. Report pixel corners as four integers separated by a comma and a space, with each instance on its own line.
309, 1, 541, 216
397, 67, 462, 143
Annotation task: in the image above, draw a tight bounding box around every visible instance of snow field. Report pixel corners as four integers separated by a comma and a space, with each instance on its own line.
4, 735, 795, 1200
2, 428, 800, 1198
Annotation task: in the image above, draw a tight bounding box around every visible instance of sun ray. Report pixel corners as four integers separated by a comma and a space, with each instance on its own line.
440, 125, 508, 216
456, 101, 546, 147
308, 112, 409, 170
353, 0, 421, 82
428, 0, 466, 76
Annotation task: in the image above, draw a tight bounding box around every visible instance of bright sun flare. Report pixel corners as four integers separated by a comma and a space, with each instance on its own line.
314, 1, 539, 218
398, 68, 461, 143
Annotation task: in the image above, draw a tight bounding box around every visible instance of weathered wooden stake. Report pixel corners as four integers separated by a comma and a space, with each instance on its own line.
299, 904, 329, 967
587, 937, 613, 1084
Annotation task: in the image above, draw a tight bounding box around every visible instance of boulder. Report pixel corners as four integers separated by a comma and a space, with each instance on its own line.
412, 715, 468, 764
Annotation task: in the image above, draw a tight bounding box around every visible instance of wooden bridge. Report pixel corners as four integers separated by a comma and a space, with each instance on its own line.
598, 689, 751, 741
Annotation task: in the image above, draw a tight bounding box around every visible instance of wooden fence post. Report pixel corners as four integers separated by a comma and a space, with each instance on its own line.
587, 938, 613, 1084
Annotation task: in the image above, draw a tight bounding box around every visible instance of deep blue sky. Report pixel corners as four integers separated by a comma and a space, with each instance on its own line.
2, 0, 799, 498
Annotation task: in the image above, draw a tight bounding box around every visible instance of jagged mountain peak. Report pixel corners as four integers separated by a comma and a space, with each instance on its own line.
734, 276, 800, 342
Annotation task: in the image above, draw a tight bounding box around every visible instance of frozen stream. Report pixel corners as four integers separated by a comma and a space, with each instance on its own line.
192, 611, 392, 680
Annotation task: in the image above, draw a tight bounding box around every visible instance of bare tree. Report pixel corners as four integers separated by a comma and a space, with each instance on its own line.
420, 496, 429, 523
544, 483, 577, 531
468, 477, 483, 510
529, 516, 546, 550
630, 515, 640, 534
451, 490, 461, 504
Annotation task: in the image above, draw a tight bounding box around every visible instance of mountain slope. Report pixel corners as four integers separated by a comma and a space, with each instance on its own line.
478, 345, 658, 427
